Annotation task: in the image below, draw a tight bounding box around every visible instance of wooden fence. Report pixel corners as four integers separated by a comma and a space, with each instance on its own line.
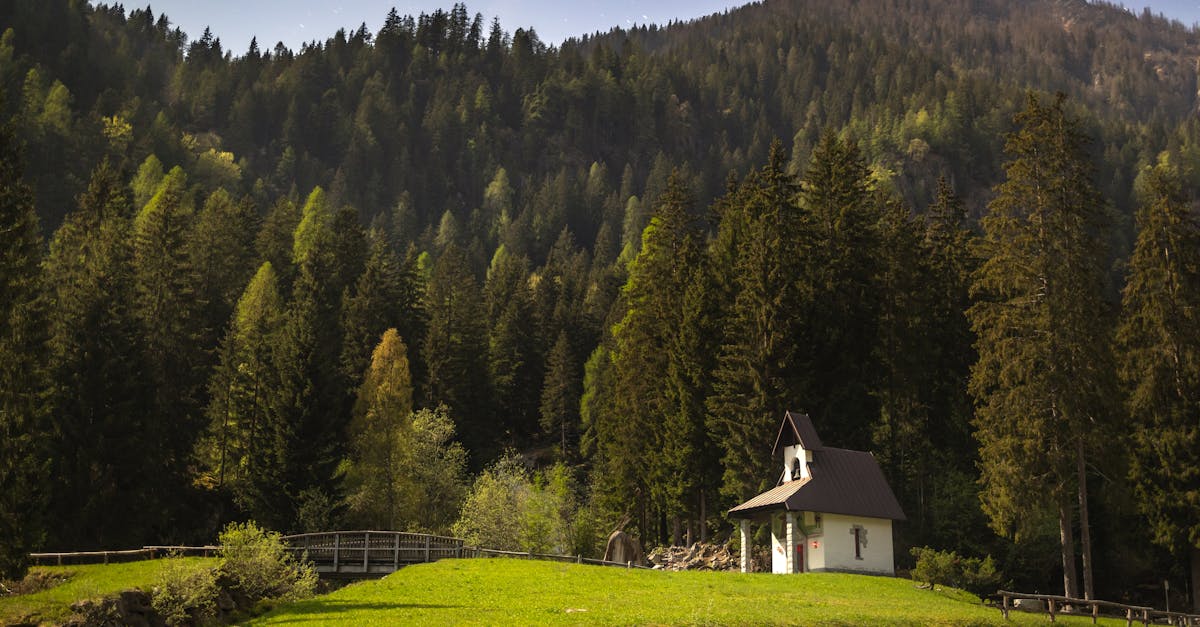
29, 546, 219, 566
997, 590, 1200, 626
462, 546, 653, 569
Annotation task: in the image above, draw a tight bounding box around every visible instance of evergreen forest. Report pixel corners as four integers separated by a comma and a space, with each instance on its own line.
2, 0, 1200, 607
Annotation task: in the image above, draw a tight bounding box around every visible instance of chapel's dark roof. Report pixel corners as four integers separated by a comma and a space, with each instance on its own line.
730, 413, 906, 521
772, 410, 823, 456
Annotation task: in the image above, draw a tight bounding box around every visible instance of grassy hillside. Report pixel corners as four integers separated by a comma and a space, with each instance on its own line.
0, 558, 216, 625
247, 558, 1125, 626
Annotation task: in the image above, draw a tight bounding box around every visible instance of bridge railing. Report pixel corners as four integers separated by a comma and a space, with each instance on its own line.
281, 531, 465, 574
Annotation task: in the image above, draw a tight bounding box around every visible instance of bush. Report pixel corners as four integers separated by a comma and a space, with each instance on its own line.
910, 546, 1000, 596
454, 456, 601, 556
218, 521, 316, 603
152, 559, 219, 626
910, 546, 999, 595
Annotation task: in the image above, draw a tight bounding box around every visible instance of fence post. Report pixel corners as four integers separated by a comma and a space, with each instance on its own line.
333, 533, 340, 572
424, 535, 431, 563
1048, 599, 1056, 622
393, 533, 400, 570
1002, 594, 1010, 620
364, 531, 370, 572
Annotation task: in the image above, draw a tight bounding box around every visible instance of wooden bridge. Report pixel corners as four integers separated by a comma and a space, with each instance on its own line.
282, 531, 465, 577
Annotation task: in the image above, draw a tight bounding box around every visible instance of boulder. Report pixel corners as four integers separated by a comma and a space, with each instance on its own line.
603, 530, 646, 565
1013, 598, 1046, 613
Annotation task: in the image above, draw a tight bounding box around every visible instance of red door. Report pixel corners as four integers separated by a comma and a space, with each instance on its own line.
796, 543, 805, 573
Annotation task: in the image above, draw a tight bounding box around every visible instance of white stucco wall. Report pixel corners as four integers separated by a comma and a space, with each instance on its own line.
771, 515, 787, 574
802, 511, 825, 572
818, 513, 894, 575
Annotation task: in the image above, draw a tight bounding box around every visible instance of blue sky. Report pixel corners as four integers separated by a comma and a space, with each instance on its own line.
142, 0, 1200, 55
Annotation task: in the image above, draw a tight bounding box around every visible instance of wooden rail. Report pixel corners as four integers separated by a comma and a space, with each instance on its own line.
997, 590, 1200, 626
463, 546, 653, 569
29, 546, 220, 566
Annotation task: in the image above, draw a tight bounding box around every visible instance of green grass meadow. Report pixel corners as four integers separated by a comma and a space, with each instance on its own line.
247, 558, 1127, 626
0, 557, 216, 625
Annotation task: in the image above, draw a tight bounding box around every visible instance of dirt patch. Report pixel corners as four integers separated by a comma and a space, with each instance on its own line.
1, 569, 74, 596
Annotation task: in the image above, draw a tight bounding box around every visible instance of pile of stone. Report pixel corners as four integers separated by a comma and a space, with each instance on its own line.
646, 542, 739, 571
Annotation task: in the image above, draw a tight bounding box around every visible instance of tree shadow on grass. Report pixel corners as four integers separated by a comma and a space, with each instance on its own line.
264, 599, 461, 624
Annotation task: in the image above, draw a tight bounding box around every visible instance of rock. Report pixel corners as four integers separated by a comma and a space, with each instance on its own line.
1013, 598, 1046, 613
644, 541, 740, 572
603, 530, 646, 566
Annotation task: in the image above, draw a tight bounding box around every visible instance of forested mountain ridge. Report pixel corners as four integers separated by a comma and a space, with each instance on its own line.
2, 0, 1200, 607
3, 0, 1200, 235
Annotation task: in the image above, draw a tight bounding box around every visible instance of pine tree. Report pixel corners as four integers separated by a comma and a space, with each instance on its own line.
256, 197, 300, 292
43, 160, 153, 548
341, 235, 419, 390
261, 247, 348, 532
132, 165, 206, 508
187, 189, 259, 346
422, 244, 492, 466
1117, 161, 1200, 610
609, 170, 710, 542
0, 115, 47, 579
199, 262, 283, 508
708, 142, 804, 503
540, 331, 580, 461
797, 129, 881, 450
969, 93, 1113, 599
485, 245, 540, 443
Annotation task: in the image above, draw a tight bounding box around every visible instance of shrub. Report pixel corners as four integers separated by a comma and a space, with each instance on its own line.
152, 559, 218, 626
454, 457, 599, 556
218, 521, 316, 603
910, 546, 1000, 596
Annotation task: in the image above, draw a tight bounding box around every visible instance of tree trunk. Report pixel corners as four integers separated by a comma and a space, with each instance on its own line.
1077, 439, 1094, 600
1058, 491, 1079, 599
699, 490, 708, 542
1191, 545, 1200, 613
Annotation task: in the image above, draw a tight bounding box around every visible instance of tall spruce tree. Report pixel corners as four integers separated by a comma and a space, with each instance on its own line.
43, 160, 153, 548
539, 330, 580, 461
262, 243, 349, 532
0, 115, 47, 578
199, 262, 283, 509
796, 130, 881, 450
609, 171, 710, 542
707, 142, 804, 503
485, 245, 541, 444
132, 165, 207, 524
1117, 162, 1200, 610
969, 93, 1113, 599
422, 243, 492, 467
